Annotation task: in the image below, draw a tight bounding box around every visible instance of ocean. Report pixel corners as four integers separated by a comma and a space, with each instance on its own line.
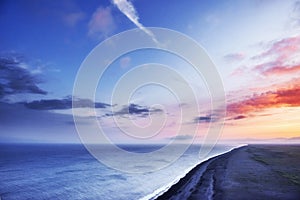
0, 144, 235, 199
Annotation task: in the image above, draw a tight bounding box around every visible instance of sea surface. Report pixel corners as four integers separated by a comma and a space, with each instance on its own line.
0, 143, 235, 199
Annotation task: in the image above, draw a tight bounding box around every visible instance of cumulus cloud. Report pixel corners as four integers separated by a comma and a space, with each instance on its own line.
24, 97, 110, 110
112, 0, 158, 43
88, 7, 115, 39
0, 56, 47, 99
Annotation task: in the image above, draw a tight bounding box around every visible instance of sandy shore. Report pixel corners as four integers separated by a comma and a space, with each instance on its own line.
155, 145, 300, 200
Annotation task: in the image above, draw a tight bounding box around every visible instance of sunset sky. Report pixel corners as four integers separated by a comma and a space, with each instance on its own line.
1, 0, 300, 144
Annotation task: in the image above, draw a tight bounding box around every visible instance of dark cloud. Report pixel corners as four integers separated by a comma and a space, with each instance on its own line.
192, 109, 228, 124
113, 103, 162, 117
24, 97, 110, 110
194, 115, 212, 123
231, 115, 247, 120
0, 56, 47, 99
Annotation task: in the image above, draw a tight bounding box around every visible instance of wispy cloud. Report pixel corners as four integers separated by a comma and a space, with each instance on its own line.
224, 53, 245, 62
168, 135, 193, 141
290, 1, 300, 27
112, 0, 158, 43
88, 7, 115, 39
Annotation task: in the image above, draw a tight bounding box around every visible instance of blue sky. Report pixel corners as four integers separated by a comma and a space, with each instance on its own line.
1, 0, 300, 144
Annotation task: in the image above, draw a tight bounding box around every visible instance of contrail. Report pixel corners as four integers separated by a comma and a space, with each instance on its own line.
112, 0, 159, 44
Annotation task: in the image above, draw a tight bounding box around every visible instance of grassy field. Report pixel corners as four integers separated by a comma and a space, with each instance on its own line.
247, 145, 300, 186
220, 144, 300, 199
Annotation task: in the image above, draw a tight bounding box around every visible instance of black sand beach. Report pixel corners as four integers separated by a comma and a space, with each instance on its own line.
156, 145, 300, 200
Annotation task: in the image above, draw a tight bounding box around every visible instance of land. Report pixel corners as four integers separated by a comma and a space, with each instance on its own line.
155, 145, 300, 200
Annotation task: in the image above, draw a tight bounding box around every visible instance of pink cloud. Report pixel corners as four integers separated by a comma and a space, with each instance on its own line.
263, 64, 300, 76
254, 35, 300, 61
253, 35, 300, 76
63, 11, 85, 27
120, 56, 131, 69
88, 7, 115, 39
227, 78, 300, 118
230, 66, 247, 77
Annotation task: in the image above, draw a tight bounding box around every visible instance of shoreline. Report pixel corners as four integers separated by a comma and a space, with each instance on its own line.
153, 144, 300, 200
153, 145, 245, 200
141, 145, 246, 200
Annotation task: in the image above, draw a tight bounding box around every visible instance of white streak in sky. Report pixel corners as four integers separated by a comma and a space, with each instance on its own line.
112, 0, 158, 44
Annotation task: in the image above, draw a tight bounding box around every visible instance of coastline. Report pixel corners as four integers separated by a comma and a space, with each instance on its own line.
142, 145, 245, 200
153, 144, 300, 200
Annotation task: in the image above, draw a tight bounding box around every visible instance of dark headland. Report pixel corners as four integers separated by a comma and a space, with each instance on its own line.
155, 145, 300, 200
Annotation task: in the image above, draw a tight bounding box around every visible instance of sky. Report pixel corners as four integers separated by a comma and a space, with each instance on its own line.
0, 0, 300, 144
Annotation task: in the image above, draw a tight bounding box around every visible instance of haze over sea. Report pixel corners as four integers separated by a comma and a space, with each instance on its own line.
0, 143, 234, 200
